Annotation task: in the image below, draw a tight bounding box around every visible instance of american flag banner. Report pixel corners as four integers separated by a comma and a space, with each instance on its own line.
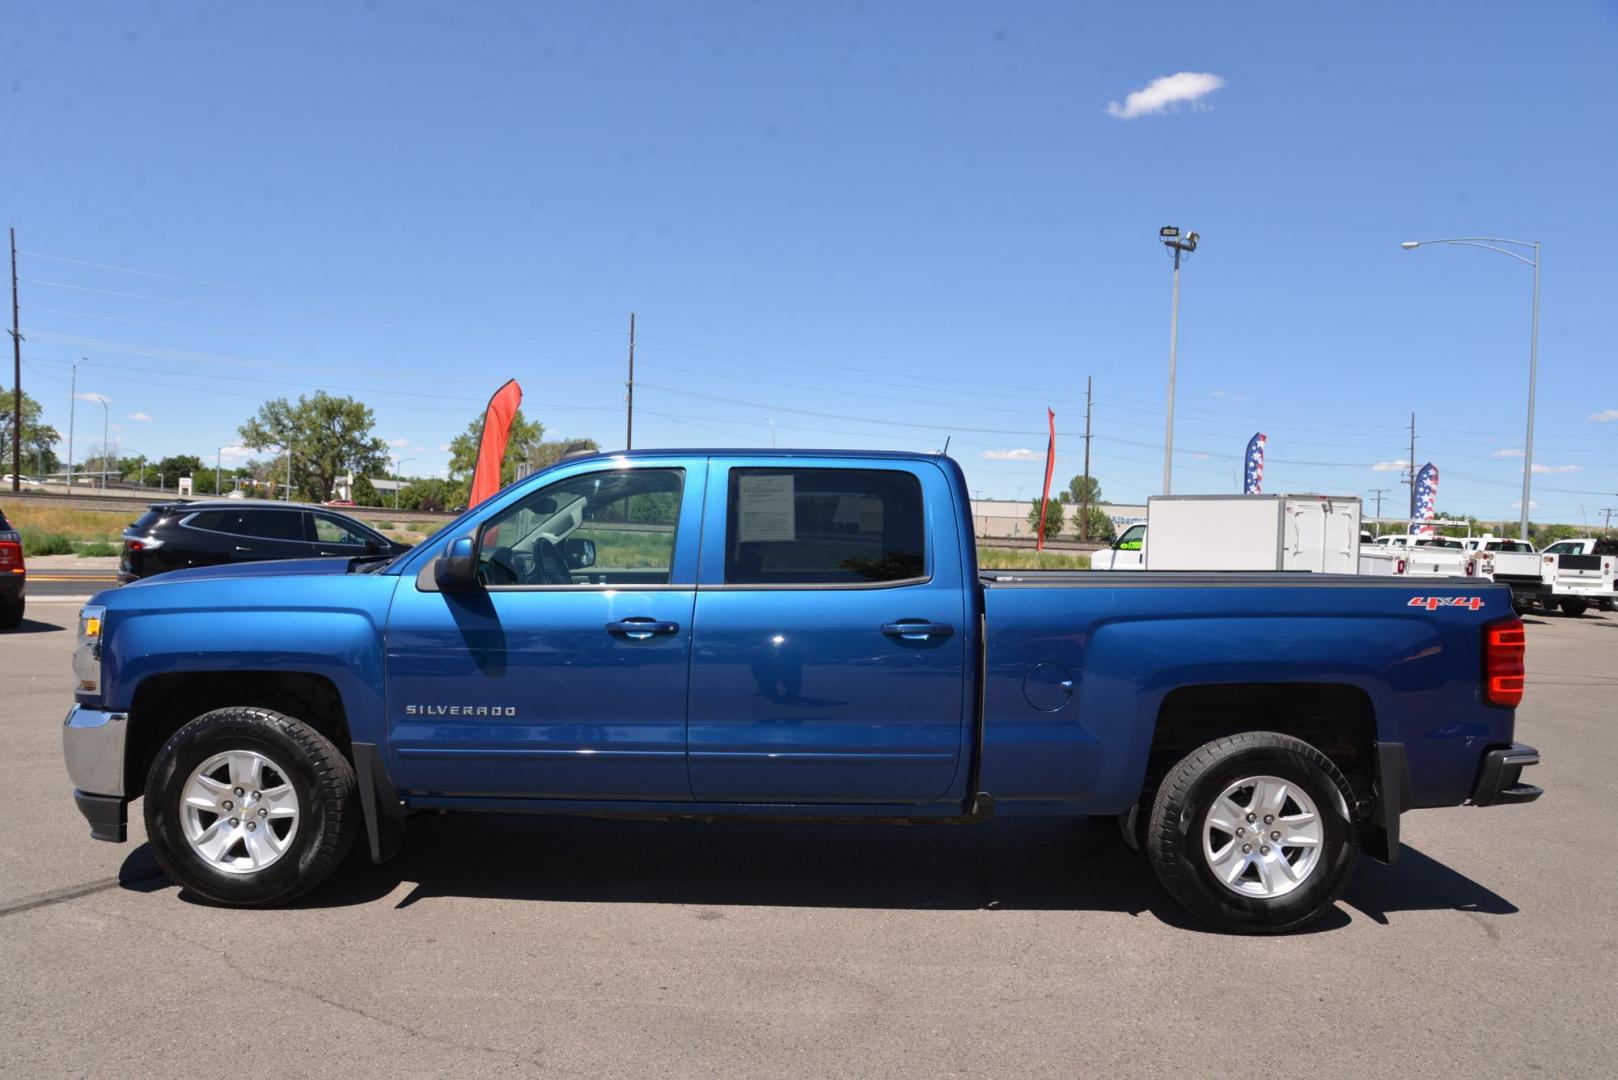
1410, 463, 1440, 537
1243, 432, 1267, 494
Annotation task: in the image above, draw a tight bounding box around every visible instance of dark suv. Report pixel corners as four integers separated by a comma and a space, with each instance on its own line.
1, 507, 24, 628
119, 500, 410, 583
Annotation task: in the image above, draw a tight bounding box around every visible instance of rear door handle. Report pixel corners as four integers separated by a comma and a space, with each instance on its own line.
606, 618, 681, 640
882, 621, 954, 641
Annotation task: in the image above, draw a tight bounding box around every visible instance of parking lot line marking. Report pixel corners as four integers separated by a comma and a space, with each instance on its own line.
27, 575, 119, 582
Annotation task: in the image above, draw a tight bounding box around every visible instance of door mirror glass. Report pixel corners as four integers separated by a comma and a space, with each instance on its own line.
434, 537, 478, 591
562, 537, 596, 568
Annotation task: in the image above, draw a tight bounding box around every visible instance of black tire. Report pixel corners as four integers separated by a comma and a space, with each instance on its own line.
143, 707, 359, 906
1147, 731, 1358, 934
1560, 598, 1589, 617
0, 598, 21, 629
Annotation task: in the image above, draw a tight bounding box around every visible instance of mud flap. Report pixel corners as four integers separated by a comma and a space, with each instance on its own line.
1364, 741, 1412, 864
351, 741, 408, 863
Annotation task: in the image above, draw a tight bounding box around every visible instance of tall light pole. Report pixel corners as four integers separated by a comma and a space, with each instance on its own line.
66, 358, 82, 488
96, 395, 108, 490
1159, 227, 1199, 495
1401, 237, 1540, 540
392, 456, 416, 510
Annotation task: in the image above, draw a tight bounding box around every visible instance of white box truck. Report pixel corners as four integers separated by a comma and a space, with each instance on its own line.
1134, 494, 1362, 572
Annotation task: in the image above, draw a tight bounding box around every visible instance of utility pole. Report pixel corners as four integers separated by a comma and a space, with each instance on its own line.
1601, 507, 1617, 537
625, 312, 635, 451
9, 228, 20, 491
1080, 376, 1094, 541
1367, 487, 1390, 528
1159, 227, 1199, 495
1402, 412, 1418, 517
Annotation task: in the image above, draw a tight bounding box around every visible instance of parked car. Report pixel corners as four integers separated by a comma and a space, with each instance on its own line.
0, 507, 25, 628
3, 474, 43, 488
118, 499, 410, 582
1462, 537, 1548, 613
65, 449, 1541, 934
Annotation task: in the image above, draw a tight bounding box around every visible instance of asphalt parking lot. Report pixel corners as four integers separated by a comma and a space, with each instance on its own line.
2, 602, 1615, 1078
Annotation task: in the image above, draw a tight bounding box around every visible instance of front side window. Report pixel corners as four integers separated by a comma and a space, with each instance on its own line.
476, 468, 683, 586
313, 514, 370, 546
1116, 524, 1146, 551
723, 468, 925, 586
238, 510, 308, 542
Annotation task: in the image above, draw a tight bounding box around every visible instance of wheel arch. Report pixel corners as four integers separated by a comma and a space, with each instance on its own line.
126, 671, 352, 796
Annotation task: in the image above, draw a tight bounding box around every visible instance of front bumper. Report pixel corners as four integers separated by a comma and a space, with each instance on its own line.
1471, 742, 1543, 807
64, 706, 131, 843
64, 705, 128, 798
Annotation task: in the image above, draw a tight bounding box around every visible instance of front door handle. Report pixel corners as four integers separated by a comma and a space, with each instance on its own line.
606, 618, 681, 641
882, 621, 954, 641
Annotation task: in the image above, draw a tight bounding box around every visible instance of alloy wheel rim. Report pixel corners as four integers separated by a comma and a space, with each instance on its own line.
179, 749, 300, 874
1201, 774, 1324, 899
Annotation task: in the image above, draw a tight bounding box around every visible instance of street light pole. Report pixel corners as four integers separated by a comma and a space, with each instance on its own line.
1401, 237, 1540, 540
1159, 227, 1199, 495
97, 396, 108, 490
392, 457, 416, 510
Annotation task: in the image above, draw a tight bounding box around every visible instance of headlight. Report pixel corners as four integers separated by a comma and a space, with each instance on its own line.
73, 604, 106, 696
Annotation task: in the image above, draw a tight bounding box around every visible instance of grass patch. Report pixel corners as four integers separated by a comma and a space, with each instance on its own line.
372, 520, 394, 530
23, 532, 77, 556
77, 541, 122, 557
978, 547, 1091, 570
0, 501, 129, 544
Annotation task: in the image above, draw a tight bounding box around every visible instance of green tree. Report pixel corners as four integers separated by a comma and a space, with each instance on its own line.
399, 476, 462, 512
152, 454, 203, 491
239, 393, 390, 503
1027, 497, 1065, 539
447, 408, 544, 486
1, 387, 62, 477
1532, 522, 1584, 548
530, 436, 600, 472
1064, 474, 1103, 506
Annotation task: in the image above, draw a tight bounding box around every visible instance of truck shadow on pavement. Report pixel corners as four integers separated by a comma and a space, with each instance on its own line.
5, 617, 66, 634
125, 814, 1517, 932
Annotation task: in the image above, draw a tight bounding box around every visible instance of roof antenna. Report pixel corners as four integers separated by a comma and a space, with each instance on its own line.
942, 436, 951, 455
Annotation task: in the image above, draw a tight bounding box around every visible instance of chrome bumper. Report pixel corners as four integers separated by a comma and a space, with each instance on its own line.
63, 705, 128, 797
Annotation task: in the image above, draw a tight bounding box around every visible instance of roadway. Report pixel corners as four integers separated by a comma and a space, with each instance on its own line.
1, 606, 1614, 1077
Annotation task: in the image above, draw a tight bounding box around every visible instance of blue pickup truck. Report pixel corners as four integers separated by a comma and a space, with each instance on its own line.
62, 449, 1541, 932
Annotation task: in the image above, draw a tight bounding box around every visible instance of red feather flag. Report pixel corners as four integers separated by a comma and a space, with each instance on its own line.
1037, 407, 1056, 552
468, 379, 523, 509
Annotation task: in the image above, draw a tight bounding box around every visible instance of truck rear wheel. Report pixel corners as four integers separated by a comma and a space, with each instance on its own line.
143, 707, 358, 906
0, 598, 21, 629
1560, 598, 1589, 617
1146, 731, 1358, 934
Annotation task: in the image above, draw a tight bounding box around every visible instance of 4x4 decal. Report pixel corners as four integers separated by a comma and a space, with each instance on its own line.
1407, 596, 1485, 611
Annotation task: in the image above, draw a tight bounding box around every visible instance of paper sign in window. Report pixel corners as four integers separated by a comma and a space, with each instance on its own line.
737, 474, 796, 542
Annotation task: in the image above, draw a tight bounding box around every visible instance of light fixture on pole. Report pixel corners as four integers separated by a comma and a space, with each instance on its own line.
1400, 237, 1540, 540
1159, 226, 1199, 495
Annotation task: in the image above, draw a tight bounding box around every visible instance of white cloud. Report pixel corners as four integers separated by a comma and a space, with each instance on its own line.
1371, 459, 1410, 473
438, 444, 452, 453
1210, 389, 1249, 402
983, 448, 1036, 461
1589, 409, 1618, 422
1193, 452, 1213, 461
128, 412, 153, 422
218, 445, 253, 460
75, 391, 111, 404
1492, 448, 1525, 458
1531, 463, 1580, 474
388, 436, 411, 447
1513, 501, 1540, 510
1107, 72, 1227, 120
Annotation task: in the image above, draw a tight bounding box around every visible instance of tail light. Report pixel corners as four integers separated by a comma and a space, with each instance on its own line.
1396, 558, 1407, 575
1464, 559, 1476, 577
1484, 618, 1526, 708
0, 540, 21, 574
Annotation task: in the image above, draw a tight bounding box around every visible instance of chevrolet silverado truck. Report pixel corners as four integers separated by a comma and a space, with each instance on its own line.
62, 450, 1542, 933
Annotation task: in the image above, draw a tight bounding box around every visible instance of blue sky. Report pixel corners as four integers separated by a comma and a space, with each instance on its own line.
4, 2, 1616, 524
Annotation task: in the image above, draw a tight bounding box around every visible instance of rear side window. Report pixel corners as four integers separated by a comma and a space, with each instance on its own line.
239, 510, 308, 542
724, 468, 925, 585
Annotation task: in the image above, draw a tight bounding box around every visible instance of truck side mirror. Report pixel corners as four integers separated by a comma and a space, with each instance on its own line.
562, 537, 596, 568
434, 536, 478, 591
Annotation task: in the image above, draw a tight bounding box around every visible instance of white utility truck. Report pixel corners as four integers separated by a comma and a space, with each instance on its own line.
1095, 494, 1362, 572
1463, 536, 1549, 612
1539, 537, 1617, 615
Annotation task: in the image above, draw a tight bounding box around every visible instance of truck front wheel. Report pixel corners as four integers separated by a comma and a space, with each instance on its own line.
1146, 731, 1358, 934
143, 707, 359, 906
